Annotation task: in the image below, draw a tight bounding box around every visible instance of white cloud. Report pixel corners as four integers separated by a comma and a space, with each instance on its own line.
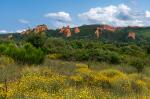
0, 30, 8, 34
0, 29, 27, 34
145, 11, 150, 18
0, 30, 13, 34
16, 29, 26, 33
78, 4, 145, 26
45, 12, 72, 23
18, 19, 30, 24
45, 11, 72, 28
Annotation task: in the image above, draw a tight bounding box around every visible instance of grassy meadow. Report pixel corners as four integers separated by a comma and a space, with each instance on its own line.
0, 55, 150, 99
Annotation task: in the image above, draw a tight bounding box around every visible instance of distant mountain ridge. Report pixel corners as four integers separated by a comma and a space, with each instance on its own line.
0, 24, 150, 42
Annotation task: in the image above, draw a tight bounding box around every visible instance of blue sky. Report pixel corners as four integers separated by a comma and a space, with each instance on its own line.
0, 0, 150, 33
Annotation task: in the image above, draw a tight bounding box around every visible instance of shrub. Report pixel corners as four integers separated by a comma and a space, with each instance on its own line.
70, 40, 84, 49
73, 49, 90, 61
121, 45, 144, 57
0, 44, 6, 55
26, 32, 47, 48
147, 45, 150, 54
108, 52, 121, 64
102, 44, 119, 52
89, 50, 121, 64
130, 59, 145, 73
2, 43, 45, 64
43, 38, 66, 54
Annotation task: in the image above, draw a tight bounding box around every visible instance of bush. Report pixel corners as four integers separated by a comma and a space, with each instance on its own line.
146, 46, 150, 54
121, 45, 144, 57
0, 44, 6, 55
130, 59, 145, 73
26, 32, 47, 48
73, 49, 90, 61
0, 43, 45, 64
43, 38, 67, 54
40, 38, 148, 65
70, 40, 85, 49
88, 49, 121, 64
109, 52, 121, 64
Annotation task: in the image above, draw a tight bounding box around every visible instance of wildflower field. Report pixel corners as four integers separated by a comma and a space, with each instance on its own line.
0, 56, 150, 99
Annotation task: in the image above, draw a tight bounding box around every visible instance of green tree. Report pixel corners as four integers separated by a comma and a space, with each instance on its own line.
26, 32, 47, 48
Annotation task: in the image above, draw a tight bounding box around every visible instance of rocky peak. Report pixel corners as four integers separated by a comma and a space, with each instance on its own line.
34, 24, 48, 33
59, 26, 72, 37
74, 27, 80, 33
95, 27, 102, 38
100, 25, 116, 32
128, 32, 136, 39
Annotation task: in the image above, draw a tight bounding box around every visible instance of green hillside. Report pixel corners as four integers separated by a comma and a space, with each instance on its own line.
0, 24, 150, 43
45, 25, 150, 42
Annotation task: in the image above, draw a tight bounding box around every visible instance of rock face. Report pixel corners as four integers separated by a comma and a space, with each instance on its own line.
95, 27, 102, 38
59, 27, 65, 33
128, 32, 136, 39
21, 24, 48, 35
100, 25, 116, 32
95, 25, 117, 38
64, 26, 72, 37
34, 24, 48, 33
74, 27, 80, 33
59, 26, 72, 37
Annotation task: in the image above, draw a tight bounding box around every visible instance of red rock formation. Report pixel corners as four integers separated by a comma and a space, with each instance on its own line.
21, 24, 48, 35
34, 24, 48, 33
100, 25, 116, 32
64, 26, 72, 37
128, 32, 136, 39
95, 27, 102, 38
60, 26, 72, 37
74, 27, 80, 33
95, 25, 116, 38
59, 27, 65, 33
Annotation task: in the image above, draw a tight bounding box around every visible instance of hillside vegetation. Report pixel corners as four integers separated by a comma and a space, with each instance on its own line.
1, 24, 150, 42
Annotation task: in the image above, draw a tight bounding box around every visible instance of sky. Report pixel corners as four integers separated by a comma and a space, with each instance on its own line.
0, 0, 150, 33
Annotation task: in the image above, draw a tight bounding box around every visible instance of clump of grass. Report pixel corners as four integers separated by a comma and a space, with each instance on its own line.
47, 54, 62, 60
0, 56, 14, 66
